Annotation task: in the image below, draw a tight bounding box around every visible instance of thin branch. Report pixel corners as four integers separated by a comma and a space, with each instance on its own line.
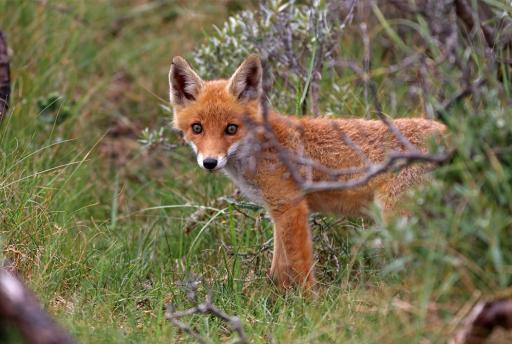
255, 84, 450, 194
165, 304, 208, 344
437, 77, 486, 115
275, 48, 452, 192
301, 150, 450, 193
223, 237, 273, 262
254, 47, 451, 195
165, 276, 248, 344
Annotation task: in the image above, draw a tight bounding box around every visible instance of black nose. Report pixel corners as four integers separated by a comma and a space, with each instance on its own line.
203, 158, 218, 170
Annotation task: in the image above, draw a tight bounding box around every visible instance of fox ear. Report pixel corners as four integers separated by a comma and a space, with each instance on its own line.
169, 56, 203, 106
227, 54, 262, 101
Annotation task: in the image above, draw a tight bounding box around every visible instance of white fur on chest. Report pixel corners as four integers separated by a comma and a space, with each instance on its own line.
223, 152, 264, 204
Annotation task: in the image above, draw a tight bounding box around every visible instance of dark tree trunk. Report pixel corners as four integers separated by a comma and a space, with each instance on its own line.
0, 30, 10, 122
0, 264, 76, 344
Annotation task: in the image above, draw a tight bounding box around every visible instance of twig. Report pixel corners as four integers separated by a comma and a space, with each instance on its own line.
333, 58, 420, 151
255, 85, 451, 194
223, 237, 273, 262
328, 121, 372, 168
165, 304, 208, 344
437, 78, 486, 115
300, 150, 450, 193
165, 276, 248, 344
251, 52, 452, 194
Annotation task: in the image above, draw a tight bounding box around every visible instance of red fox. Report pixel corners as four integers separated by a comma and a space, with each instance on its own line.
169, 54, 445, 289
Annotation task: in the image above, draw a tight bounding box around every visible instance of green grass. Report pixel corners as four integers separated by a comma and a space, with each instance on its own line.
1, 1, 511, 343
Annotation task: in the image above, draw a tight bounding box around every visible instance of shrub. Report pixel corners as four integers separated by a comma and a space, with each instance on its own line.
193, 0, 354, 114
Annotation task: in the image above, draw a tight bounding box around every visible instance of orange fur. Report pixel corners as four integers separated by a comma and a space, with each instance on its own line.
169, 54, 445, 289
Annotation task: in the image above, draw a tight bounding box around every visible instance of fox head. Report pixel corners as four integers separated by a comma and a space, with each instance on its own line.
168, 54, 263, 171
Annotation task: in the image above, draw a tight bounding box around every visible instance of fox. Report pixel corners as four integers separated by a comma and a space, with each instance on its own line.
168, 54, 445, 289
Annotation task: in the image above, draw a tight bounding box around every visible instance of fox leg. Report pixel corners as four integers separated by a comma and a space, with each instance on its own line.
268, 200, 315, 289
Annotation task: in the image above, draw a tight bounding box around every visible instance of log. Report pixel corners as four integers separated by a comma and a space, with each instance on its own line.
0, 30, 10, 121
452, 299, 512, 344
0, 264, 75, 344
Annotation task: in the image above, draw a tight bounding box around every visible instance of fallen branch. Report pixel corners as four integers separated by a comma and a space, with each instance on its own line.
165, 276, 248, 344
451, 299, 512, 344
0, 263, 75, 344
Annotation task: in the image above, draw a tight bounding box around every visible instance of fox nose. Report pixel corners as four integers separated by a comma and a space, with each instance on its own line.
203, 158, 218, 170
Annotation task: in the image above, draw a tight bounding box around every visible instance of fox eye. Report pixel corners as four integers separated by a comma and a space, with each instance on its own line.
191, 123, 203, 134
225, 124, 238, 135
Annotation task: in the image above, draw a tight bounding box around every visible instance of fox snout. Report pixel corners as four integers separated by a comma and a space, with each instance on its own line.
196, 152, 228, 171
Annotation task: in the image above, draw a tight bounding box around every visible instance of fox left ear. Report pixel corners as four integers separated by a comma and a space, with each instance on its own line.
169, 56, 204, 106
227, 54, 262, 101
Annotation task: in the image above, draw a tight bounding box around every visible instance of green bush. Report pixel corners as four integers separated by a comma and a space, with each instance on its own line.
377, 90, 512, 295
193, 0, 351, 114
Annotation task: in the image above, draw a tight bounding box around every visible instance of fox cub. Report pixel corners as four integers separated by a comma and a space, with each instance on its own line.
169, 54, 445, 288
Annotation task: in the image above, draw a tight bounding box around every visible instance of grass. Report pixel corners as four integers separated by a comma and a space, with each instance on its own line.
1, 1, 511, 343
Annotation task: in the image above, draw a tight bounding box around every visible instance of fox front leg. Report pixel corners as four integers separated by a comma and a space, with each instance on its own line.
269, 200, 315, 289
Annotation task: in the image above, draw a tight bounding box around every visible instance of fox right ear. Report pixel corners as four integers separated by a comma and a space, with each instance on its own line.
228, 54, 262, 102
169, 56, 203, 106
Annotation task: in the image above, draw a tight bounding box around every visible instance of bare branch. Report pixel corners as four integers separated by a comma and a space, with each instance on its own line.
246, 39, 452, 195
165, 276, 248, 344
254, 86, 450, 194
223, 238, 273, 263
255, 47, 451, 195
437, 77, 486, 115
300, 150, 450, 193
